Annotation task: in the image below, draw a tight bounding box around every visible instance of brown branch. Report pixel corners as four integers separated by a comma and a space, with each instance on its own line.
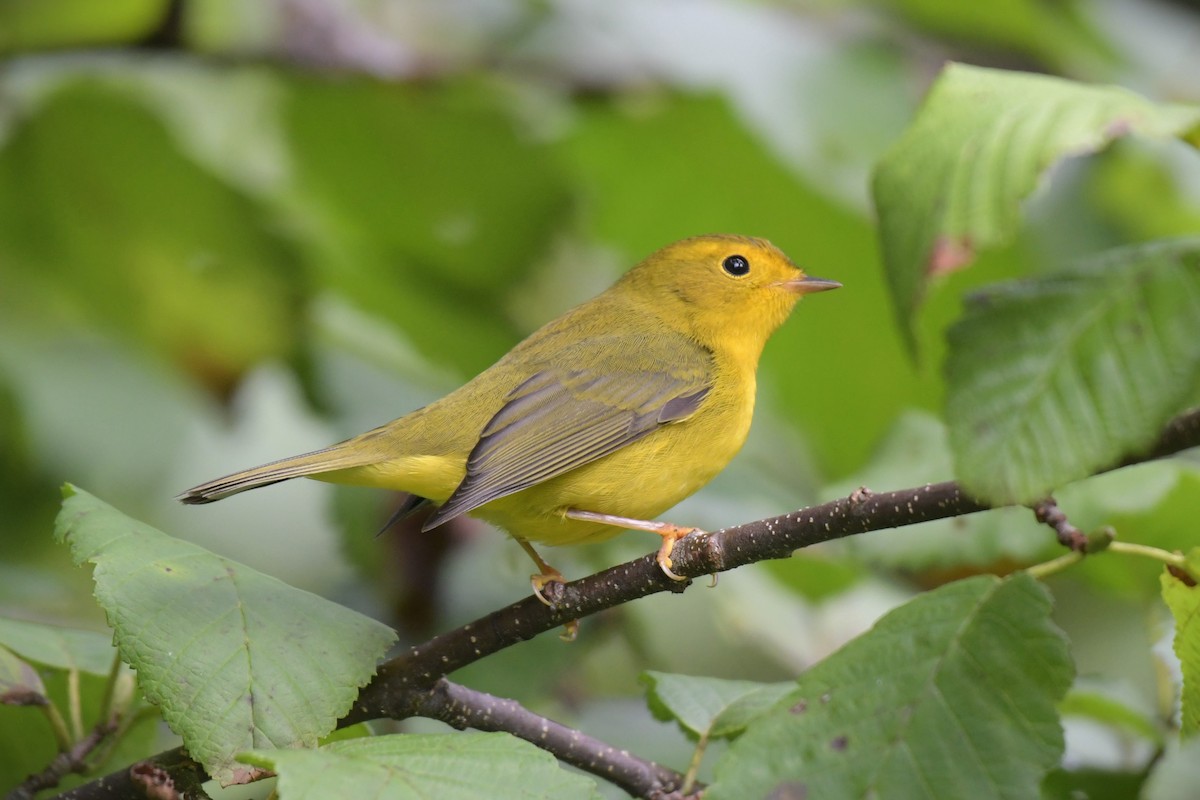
50, 407, 1200, 800
350, 480, 990, 706
47, 747, 208, 800
354, 405, 1200, 699
404, 680, 691, 799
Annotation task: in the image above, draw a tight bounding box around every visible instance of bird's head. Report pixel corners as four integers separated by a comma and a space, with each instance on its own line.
619, 234, 840, 355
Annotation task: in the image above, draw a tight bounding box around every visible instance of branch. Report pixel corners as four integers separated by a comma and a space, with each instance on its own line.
404, 680, 692, 799
354, 406, 1200, 702
46, 747, 209, 800
350, 481, 987, 714
51, 407, 1200, 799
1031, 498, 1090, 551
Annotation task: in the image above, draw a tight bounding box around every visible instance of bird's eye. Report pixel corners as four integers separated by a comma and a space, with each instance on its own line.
722, 254, 750, 276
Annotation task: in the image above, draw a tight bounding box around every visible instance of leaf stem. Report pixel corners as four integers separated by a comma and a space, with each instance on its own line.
1107, 541, 1190, 572
41, 699, 75, 752
681, 733, 709, 795
96, 650, 124, 725
68, 668, 85, 741
1025, 552, 1084, 580
1026, 540, 1193, 581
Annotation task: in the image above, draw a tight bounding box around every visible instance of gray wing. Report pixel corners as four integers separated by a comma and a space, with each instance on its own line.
422, 342, 711, 530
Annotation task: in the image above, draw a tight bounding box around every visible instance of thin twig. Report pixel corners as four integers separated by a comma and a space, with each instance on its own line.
8, 718, 119, 800
407, 680, 693, 799
1031, 498, 1090, 551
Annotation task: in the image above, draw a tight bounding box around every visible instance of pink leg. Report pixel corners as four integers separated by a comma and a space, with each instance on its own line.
565, 509, 703, 581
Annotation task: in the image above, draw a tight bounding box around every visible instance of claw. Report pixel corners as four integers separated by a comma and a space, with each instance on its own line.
530, 569, 566, 607
653, 523, 699, 582
517, 539, 579, 639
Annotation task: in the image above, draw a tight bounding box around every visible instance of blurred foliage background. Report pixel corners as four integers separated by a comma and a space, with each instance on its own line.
1, 0, 1199, 795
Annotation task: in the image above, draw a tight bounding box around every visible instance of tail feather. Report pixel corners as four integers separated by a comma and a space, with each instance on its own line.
178, 443, 381, 504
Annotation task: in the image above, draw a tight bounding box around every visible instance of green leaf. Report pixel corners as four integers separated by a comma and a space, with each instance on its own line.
945, 239, 1200, 505
1042, 767, 1147, 800
0, 79, 303, 390
708, 574, 1073, 800
760, 553, 864, 602
1161, 549, 1200, 738
54, 485, 397, 786
642, 671, 793, 741
284, 76, 569, 377
0, 645, 45, 706
0, 0, 165, 52
1058, 688, 1162, 745
870, 0, 1113, 71
0, 616, 116, 676
240, 733, 604, 800
872, 62, 1200, 348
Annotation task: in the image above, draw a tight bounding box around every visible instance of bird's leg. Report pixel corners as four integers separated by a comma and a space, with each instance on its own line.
516, 537, 566, 604
565, 510, 701, 582
516, 538, 578, 641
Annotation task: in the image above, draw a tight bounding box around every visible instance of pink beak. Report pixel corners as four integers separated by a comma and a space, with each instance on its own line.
782, 275, 842, 295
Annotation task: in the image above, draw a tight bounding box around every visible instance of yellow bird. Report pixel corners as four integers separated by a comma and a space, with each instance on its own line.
181, 234, 839, 594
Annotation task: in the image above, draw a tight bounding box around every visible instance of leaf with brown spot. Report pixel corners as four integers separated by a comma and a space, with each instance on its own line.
872, 62, 1200, 352
927, 235, 975, 278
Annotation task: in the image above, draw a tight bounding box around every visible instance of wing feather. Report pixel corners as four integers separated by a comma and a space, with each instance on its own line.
423, 337, 712, 530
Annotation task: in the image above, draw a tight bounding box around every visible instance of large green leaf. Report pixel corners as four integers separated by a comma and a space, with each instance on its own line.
240, 733, 603, 800
708, 574, 1073, 800
1162, 549, 1200, 738
945, 239, 1200, 505
0, 79, 303, 392
872, 63, 1200, 349
54, 485, 397, 786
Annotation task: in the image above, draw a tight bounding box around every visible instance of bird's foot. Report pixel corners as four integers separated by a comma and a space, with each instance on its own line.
565, 509, 703, 582
652, 522, 702, 582
519, 539, 579, 641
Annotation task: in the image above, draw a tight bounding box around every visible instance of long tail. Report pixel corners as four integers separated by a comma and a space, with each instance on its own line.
178, 441, 383, 504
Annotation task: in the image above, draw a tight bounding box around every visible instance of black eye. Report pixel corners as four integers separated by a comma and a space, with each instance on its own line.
722, 254, 750, 276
